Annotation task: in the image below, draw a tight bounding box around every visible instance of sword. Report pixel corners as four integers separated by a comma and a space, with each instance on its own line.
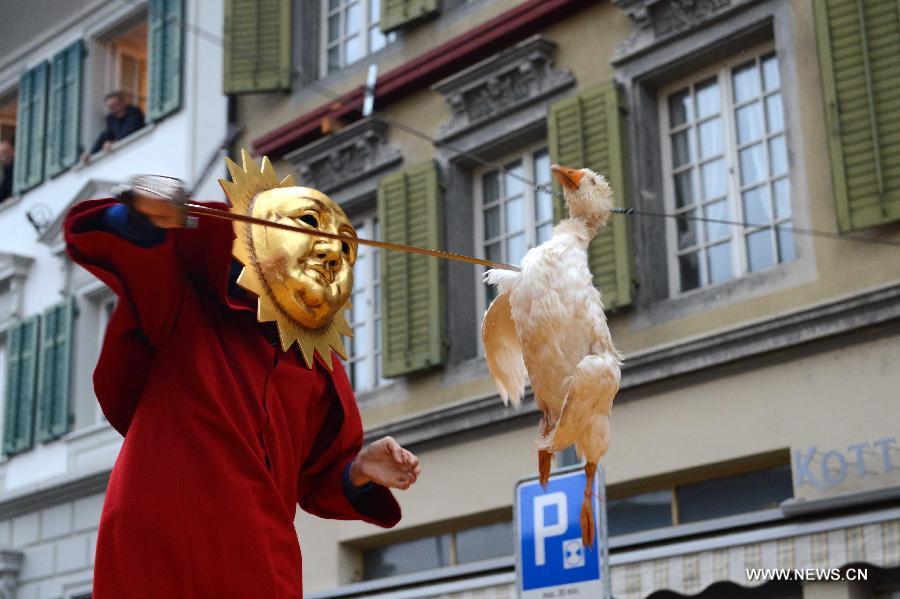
183, 202, 521, 272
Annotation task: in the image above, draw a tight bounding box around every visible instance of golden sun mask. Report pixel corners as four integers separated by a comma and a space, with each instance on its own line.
220, 150, 356, 368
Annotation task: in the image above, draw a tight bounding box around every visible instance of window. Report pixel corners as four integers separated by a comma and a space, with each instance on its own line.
322, 0, 395, 75
475, 146, 554, 307
607, 464, 792, 538
347, 214, 386, 392
95, 295, 117, 423
2, 300, 76, 456
105, 20, 148, 115
675, 465, 793, 524
363, 520, 513, 580
607, 490, 673, 537
661, 49, 793, 295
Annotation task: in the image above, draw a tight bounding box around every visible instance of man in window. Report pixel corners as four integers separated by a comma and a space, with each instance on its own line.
63, 161, 420, 597
83, 91, 145, 162
0, 140, 13, 201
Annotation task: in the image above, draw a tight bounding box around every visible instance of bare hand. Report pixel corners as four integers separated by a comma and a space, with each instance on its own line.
349, 436, 421, 490
130, 192, 187, 229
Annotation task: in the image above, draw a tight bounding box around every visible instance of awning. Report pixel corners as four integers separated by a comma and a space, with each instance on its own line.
310, 507, 900, 598
610, 506, 900, 598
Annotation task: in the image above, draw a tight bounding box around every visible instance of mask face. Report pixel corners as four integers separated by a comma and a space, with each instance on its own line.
222, 150, 355, 366
249, 187, 357, 329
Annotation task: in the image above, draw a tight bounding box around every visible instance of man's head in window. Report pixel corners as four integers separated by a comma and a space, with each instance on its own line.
103, 91, 130, 120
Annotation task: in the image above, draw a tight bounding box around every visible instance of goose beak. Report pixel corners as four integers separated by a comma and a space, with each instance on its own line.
551, 164, 583, 191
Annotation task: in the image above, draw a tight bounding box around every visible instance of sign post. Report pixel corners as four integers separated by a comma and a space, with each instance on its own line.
515, 464, 610, 598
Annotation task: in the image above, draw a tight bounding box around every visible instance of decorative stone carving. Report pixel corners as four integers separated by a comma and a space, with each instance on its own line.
0, 548, 23, 599
284, 118, 402, 195
614, 0, 739, 61
432, 35, 574, 141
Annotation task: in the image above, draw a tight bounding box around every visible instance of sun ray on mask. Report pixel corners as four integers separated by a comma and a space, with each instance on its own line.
220, 150, 353, 370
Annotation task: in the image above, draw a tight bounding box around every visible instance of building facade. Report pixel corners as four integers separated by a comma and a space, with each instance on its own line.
0, 0, 226, 597
228, 0, 900, 598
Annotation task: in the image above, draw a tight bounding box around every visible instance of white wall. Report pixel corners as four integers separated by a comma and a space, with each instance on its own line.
0, 0, 226, 492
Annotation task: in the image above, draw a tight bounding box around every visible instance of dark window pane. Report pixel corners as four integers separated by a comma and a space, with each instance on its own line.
456, 522, 514, 564
674, 170, 694, 209
669, 89, 692, 127
676, 210, 697, 249
364, 535, 451, 579
484, 205, 500, 241
607, 490, 673, 537
679, 252, 700, 292
676, 466, 793, 524
671, 131, 693, 167
483, 171, 500, 204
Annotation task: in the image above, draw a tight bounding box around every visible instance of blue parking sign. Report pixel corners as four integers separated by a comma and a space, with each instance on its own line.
515, 465, 610, 599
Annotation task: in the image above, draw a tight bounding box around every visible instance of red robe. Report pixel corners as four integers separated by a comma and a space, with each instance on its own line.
65, 199, 400, 598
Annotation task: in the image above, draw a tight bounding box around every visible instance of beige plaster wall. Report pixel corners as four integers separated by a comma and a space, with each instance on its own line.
350, 0, 900, 430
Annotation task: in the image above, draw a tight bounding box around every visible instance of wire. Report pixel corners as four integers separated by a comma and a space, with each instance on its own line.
115, 0, 899, 249
612, 207, 900, 247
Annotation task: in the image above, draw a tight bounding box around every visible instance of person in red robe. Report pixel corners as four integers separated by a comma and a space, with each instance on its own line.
64, 185, 420, 597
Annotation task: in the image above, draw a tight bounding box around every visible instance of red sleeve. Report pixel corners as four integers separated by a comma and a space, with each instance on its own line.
64, 198, 186, 346
297, 359, 400, 528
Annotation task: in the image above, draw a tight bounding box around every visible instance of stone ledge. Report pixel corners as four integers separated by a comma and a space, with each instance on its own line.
0, 470, 109, 521
365, 283, 900, 446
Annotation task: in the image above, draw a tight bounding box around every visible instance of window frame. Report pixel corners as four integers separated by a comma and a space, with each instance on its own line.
472, 141, 552, 339
658, 41, 792, 298
319, 0, 394, 77
346, 211, 387, 393
95, 293, 116, 424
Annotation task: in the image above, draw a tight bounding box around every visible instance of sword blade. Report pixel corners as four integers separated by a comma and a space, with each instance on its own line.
184, 203, 521, 272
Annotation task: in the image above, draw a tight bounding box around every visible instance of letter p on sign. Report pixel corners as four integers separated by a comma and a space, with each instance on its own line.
533, 492, 567, 566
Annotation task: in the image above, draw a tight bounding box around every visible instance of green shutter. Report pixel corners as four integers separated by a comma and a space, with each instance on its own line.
37, 299, 75, 442
12, 63, 49, 194
380, 0, 440, 34
547, 80, 634, 309
814, 0, 900, 232
147, 0, 184, 121
378, 161, 445, 377
46, 41, 84, 177
3, 317, 40, 456
224, 0, 292, 94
